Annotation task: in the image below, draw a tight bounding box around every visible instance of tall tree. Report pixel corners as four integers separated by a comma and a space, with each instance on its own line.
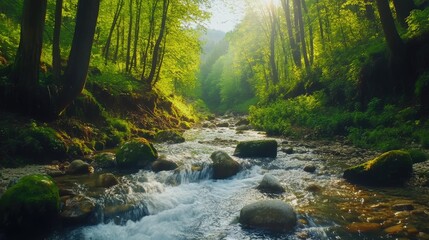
392, 0, 416, 28
375, 0, 405, 57
281, 0, 301, 68
143, 0, 170, 88
103, 0, 124, 64
9, 0, 47, 114
57, 0, 101, 114
52, 0, 63, 81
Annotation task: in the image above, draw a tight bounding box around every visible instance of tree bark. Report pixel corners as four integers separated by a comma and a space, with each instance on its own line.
10, 0, 47, 114
103, 0, 124, 64
57, 0, 100, 114
294, 0, 310, 69
145, 0, 169, 87
268, 1, 279, 85
125, 0, 133, 73
52, 0, 63, 81
392, 0, 416, 28
375, 0, 405, 57
281, 0, 301, 68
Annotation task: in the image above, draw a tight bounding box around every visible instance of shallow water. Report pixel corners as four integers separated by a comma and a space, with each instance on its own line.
51, 120, 429, 240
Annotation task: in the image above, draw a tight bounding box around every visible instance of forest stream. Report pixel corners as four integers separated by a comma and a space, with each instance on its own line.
48, 117, 429, 240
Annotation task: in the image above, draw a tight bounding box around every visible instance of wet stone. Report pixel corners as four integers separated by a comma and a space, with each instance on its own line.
392, 203, 414, 211
346, 222, 381, 233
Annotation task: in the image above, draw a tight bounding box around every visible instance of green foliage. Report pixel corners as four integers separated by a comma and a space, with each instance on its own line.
407, 8, 429, 38
250, 95, 425, 151
405, 149, 428, 163
415, 71, 429, 97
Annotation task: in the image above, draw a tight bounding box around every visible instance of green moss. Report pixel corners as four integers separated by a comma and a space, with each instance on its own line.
343, 150, 413, 186
67, 138, 93, 157
0, 174, 60, 233
405, 149, 428, 163
116, 138, 158, 169
19, 123, 67, 162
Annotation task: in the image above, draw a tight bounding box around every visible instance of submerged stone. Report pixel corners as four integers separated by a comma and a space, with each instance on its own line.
210, 151, 240, 179
0, 174, 60, 234
97, 173, 119, 188
239, 200, 297, 232
234, 140, 278, 158
116, 138, 158, 169
343, 150, 413, 186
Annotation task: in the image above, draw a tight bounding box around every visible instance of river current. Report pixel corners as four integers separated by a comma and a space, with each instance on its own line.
51, 118, 429, 240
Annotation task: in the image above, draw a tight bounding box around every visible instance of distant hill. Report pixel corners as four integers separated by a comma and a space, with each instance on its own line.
200, 29, 226, 56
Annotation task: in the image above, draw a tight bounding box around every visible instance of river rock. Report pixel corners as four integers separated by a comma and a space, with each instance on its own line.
92, 152, 117, 169
236, 125, 252, 131
97, 173, 119, 188
154, 130, 185, 144
66, 159, 93, 175
239, 200, 297, 231
216, 122, 229, 127
303, 165, 316, 173
210, 151, 240, 179
0, 174, 60, 234
60, 195, 97, 225
235, 118, 250, 126
258, 174, 285, 193
116, 138, 158, 169
151, 159, 179, 172
346, 222, 381, 233
234, 140, 278, 158
343, 150, 413, 186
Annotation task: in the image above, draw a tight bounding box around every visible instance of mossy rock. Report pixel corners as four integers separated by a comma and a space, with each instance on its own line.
20, 123, 67, 162
343, 150, 413, 186
0, 174, 60, 234
116, 138, 158, 169
405, 149, 428, 163
66, 160, 93, 175
92, 152, 117, 169
234, 140, 278, 158
154, 130, 185, 144
210, 151, 240, 179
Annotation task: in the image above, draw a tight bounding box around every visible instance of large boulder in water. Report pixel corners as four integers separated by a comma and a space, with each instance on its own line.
154, 130, 185, 144
258, 174, 285, 193
116, 138, 158, 169
234, 140, 278, 158
239, 200, 297, 231
343, 150, 413, 186
151, 158, 179, 172
66, 159, 93, 175
92, 152, 117, 169
210, 151, 240, 179
0, 174, 60, 234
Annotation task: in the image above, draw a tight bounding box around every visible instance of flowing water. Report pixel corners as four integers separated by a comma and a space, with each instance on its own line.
51, 119, 429, 240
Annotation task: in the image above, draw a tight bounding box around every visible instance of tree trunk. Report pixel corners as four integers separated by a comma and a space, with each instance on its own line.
52, 0, 63, 81
281, 0, 301, 68
294, 0, 310, 69
103, 0, 124, 64
10, 0, 47, 114
142, 0, 160, 79
57, 0, 100, 115
131, 0, 143, 70
268, 1, 279, 85
392, 0, 416, 28
145, 0, 169, 87
375, 0, 405, 57
125, 0, 133, 73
